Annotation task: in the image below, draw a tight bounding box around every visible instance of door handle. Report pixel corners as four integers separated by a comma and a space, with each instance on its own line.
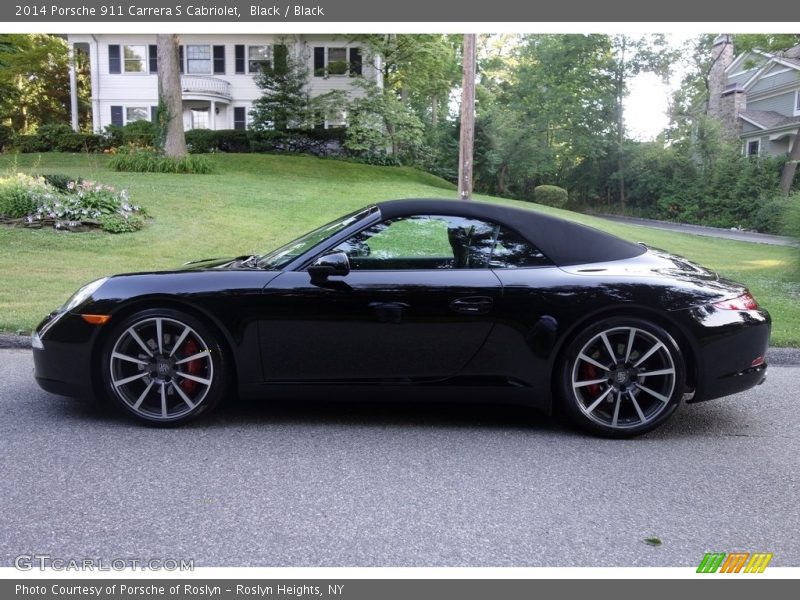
450, 296, 493, 315
368, 301, 409, 324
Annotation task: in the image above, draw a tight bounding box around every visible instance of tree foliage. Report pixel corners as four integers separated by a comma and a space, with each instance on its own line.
0, 34, 90, 133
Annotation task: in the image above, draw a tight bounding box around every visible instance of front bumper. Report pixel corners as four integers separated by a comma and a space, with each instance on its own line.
32, 310, 101, 401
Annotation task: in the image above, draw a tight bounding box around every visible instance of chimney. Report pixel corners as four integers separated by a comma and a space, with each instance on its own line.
708, 34, 743, 137
708, 34, 734, 120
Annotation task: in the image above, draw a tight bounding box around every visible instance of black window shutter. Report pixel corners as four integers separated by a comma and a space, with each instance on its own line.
349, 48, 362, 76
108, 45, 121, 74
150, 106, 158, 122
233, 107, 246, 130
178, 45, 184, 74
213, 45, 225, 74
313, 47, 325, 75
234, 45, 245, 74
110, 106, 123, 127
148, 45, 158, 73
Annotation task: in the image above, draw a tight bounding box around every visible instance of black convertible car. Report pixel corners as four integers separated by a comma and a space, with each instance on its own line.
33, 199, 770, 436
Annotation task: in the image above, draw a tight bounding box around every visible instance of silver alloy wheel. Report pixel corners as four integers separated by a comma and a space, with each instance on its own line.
570, 326, 676, 430
109, 317, 214, 421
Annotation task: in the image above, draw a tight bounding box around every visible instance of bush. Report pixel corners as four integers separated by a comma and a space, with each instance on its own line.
121, 120, 158, 147
0, 174, 58, 217
100, 213, 145, 233
40, 173, 84, 192
249, 128, 345, 156
36, 123, 76, 150
11, 134, 50, 153
185, 129, 218, 153
103, 125, 124, 149
108, 147, 214, 174
752, 195, 791, 234
533, 185, 568, 209
0, 171, 147, 233
0, 124, 12, 151
781, 193, 800, 239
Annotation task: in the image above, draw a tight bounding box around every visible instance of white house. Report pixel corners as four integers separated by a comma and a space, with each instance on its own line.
65, 34, 382, 132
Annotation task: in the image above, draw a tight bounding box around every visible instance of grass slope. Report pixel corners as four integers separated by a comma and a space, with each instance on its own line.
1, 152, 798, 346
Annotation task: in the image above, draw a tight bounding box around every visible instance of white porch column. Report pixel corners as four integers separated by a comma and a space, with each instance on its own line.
210, 100, 216, 129
68, 44, 79, 132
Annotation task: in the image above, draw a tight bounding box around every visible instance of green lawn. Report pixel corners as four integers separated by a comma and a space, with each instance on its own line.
1, 152, 798, 346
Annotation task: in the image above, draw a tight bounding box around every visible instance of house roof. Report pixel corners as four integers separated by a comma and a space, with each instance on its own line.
739, 110, 800, 130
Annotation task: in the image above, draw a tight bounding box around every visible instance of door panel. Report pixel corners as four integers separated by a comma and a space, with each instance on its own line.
259, 270, 502, 381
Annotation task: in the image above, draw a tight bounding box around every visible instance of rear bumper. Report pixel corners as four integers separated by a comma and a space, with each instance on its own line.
682, 305, 771, 403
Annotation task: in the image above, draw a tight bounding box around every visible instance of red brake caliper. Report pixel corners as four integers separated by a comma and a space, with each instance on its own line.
581, 363, 600, 397
180, 338, 201, 394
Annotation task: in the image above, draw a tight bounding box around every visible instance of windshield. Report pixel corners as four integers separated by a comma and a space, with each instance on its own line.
257, 206, 377, 270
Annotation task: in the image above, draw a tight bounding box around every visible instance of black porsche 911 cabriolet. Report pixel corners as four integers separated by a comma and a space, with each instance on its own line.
32, 199, 770, 436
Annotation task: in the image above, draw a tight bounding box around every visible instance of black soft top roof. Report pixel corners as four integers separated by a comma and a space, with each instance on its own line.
376, 199, 646, 267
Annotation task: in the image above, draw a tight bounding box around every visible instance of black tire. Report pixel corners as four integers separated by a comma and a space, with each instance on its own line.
101, 308, 227, 426
558, 317, 686, 438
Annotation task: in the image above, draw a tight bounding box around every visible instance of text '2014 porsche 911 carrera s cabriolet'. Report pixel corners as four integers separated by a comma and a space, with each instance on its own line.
32, 199, 770, 437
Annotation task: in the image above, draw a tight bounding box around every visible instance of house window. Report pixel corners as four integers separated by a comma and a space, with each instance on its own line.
187, 45, 212, 74
110, 106, 123, 127
213, 45, 226, 74
191, 108, 210, 130
248, 46, 271, 73
795, 89, 800, 116
233, 106, 247, 130
746, 139, 760, 157
326, 109, 347, 128
123, 45, 147, 73
126, 107, 150, 123
313, 46, 363, 77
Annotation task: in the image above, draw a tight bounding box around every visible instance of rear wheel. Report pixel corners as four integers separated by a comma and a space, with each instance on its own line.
559, 318, 686, 438
101, 308, 227, 425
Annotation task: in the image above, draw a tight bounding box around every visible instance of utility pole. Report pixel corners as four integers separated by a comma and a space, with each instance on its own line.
458, 33, 476, 200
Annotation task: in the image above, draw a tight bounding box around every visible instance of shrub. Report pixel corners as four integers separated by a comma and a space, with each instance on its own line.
752, 195, 791, 234
0, 124, 12, 151
103, 125, 124, 149
36, 123, 76, 150
121, 120, 158, 147
108, 146, 214, 174
0, 171, 147, 233
41, 173, 84, 192
533, 185, 568, 209
781, 193, 800, 239
100, 213, 145, 233
248, 128, 345, 156
0, 174, 58, 217
11, 134, 49, 153
185, 129, 218, 153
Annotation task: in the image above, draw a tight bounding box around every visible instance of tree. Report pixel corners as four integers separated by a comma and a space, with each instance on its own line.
0, 34, 90, 133
250, 43, 310, 131
733, 34, 800, 194
609, 34, 676, 207
458, 34, 477, 200
156, 34, 186, 158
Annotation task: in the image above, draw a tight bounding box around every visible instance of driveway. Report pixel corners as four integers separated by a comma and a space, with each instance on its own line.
0, 348, 798, 567
597, 214, 797, 247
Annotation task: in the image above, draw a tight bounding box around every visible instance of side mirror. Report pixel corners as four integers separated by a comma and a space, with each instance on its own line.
308, 251, 350, 282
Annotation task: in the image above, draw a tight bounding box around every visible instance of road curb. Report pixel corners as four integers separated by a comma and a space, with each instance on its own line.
3, 333, 800, 365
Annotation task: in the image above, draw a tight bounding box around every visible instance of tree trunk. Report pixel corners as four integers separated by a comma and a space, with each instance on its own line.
458, 34, 477, 201
616, 72, 626, 209
778, 127, 800, 194
157, 34, 187, 158
430, 95, 438, 128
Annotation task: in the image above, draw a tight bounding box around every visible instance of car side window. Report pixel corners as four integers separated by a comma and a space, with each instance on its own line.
333, 215, 499, 270
490, 226, 551, 268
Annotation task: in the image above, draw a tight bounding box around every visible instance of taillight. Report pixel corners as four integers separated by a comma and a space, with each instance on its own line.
713, 292, 759, 311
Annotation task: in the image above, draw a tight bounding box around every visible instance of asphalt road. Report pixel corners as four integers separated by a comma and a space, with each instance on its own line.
1, 348, 798, 567
597, 214, 798, 247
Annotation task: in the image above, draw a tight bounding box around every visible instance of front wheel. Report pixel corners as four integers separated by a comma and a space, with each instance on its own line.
558, 318, 686, 438
101, 308, 227, 425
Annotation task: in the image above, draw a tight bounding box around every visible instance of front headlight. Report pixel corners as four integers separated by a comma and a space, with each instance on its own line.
62, 277, 109, 313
